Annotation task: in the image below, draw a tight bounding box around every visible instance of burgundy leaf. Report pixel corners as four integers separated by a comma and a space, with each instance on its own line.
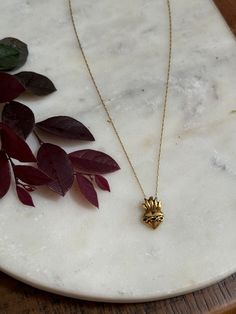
37, 143, 74, 196
14, 165, 52, 186
0, 72, 25, 103
16, 185, 34, 207
76, 173, 98, 208
15, 71, 56, 96
95, 174, 110, 192
36, 116, 94, 141
2, 101, 35, 139
69, 149, 120, 174
0, 123, 36, 162
0, 150, 11, 198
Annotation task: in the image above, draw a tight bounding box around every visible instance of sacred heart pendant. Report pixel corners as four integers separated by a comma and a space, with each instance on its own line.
142, 196, 164, 229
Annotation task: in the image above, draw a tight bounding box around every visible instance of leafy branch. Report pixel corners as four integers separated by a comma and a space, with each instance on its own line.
0, 37, 120, 208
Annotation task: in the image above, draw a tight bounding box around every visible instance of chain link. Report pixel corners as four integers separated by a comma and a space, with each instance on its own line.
68, 0, 172, 198
155, 0, 172, 196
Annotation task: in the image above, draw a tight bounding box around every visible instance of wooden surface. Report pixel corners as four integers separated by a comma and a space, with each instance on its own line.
214, 0, 236, 36
1, 1, 236, 313
0, 272, 235, 314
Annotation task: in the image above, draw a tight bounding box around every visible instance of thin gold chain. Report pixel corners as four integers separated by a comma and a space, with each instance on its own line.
155, 0, 172, 196
68, 0, 172, 199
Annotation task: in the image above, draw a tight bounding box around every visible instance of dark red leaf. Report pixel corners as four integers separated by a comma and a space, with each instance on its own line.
16, 185, 34, 207
69, 149, 120, 174
0, 72, 25, 103
36, 116, 94, 141
2, 101, 35, 139
95, 175, 110, 192
0, 123, 36, 162
37, 143, 74, 196
15, 71, 56, 96
14, 165, 52, 186
0, 150, 11, 198
76, 173, 98, 208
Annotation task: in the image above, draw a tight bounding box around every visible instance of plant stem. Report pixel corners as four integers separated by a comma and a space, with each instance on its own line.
8, 156, 18, 186
33, 130, 44, 145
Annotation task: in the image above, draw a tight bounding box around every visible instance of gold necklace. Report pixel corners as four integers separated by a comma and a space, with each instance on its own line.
68, 0, 172, 229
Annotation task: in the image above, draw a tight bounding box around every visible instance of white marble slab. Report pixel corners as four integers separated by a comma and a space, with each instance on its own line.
0, 0, 235, 302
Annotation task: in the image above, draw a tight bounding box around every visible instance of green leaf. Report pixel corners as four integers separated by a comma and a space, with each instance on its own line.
0, 37, 28, 71
0, 44, 20, 71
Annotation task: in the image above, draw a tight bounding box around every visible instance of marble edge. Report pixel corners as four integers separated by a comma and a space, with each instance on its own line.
1, 266, 235, 303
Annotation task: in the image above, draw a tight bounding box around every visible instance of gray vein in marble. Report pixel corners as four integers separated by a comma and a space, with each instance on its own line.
211, 153, 236, 177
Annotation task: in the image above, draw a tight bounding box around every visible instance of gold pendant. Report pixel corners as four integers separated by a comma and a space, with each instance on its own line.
142, 197, 164, 229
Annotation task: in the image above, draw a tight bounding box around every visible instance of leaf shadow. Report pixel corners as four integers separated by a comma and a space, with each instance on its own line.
69, 180, 97, 210
17, 93, 43, 102
33, 128, 93, 151
36, 185, 61, 202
